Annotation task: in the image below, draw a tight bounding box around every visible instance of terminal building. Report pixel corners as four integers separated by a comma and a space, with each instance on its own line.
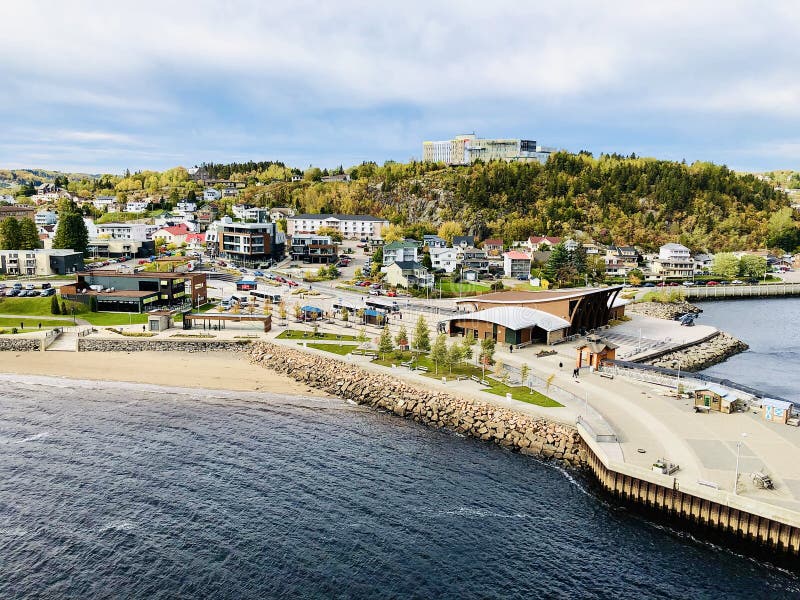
447, 287, 624, 345
60, 272, 208, 312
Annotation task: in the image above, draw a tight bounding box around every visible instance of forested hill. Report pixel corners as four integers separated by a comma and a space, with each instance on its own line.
263, 153, 795, 252
3, 152, 797, 252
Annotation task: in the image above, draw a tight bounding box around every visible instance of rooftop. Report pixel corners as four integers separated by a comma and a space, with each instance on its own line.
288, 213, 387, 222
504, 251, 530, 260
455, 287, 623, 305
448, 306, 570, 332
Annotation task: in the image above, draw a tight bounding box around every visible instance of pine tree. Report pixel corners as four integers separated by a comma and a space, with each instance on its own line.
50, 295, 61, 315
412, 315, 430, 352
544, 242, 570, 286
61, 300, 67, 315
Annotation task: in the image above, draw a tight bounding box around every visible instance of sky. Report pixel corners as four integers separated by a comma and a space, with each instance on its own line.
1, 0, 799, 174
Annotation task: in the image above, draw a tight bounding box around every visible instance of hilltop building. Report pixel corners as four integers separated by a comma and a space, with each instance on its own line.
422, 134, 553, 165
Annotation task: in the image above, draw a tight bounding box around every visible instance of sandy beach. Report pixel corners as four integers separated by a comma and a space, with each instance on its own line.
0, 351, 320, 396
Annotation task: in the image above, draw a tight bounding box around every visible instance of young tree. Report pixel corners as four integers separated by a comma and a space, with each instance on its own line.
353, 267, 363, 278
479, 338, 495, 377
61, 300, 68, 315
378, 326, 393, 359
341, 307, 349, 323
395, 324, 408, 348
447, 341, 464, 373
520, 363, 531, 391
50, 295, 61, 315
357, 326, 368, 344
278, 300, 287, 323
293, 302, 302, 320
431, 333, 448, 374
412, 314, 430, 352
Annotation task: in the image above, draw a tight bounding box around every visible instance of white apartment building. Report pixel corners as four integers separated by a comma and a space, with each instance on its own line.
382, 241, 419, 266
0, 194, 16, 204
232, 205, 270, 223
90, 222, 158, 241
35, 210, 58, 226
0, 249, 83, 276
175, 201, 197, 214
204, 188, 222, 202
286, 214, 389, 239
503, 251, 531, 278
125, 200, 149, 213
654, 243, 694, 279
92, 196, 117, 211
429, 247, 458, 273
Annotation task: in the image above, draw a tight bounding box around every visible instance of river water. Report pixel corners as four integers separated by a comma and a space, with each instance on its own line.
696, 297, 800, 403
0, 375, 798, 599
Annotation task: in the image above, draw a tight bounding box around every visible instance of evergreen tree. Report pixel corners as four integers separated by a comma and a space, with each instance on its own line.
50, 295, 61, 315
0, 217, 21, 249
18, 218, 40, 250
544, 242, 571, 286
61, 300, 67, 315
53, 211, 89, 254
412, 315, 430, 352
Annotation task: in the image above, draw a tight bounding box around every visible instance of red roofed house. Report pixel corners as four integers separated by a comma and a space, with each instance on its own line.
503, 251, 531, 278
527, 236, 562, 251
153, 224, 191, 245
185, 232, 206, 250
482, 238, 504, 256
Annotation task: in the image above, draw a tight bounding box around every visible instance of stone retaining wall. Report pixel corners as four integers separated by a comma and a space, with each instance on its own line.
642, 332, 748, 371
0, 337, 40, 352
249, 342, 585, 467
78, 338, 253, 352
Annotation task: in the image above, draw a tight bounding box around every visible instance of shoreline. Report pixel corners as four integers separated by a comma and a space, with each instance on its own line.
0, 350, 321, 397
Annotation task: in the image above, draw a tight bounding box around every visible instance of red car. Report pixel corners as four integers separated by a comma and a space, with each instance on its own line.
138, 259, 148, 265
287, 280, 298, 287
706, 281, 719, 286
386, 291, 397, 297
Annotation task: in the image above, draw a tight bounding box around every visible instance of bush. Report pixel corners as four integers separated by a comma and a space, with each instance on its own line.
51, 295, 61, 315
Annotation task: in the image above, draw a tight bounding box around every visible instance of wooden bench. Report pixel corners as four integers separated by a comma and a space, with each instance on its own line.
415, 366, 429, 373
456, 375, 469, 381
470, 375, 481, 383
599, 371, 614, 379
400, 361, 413, 368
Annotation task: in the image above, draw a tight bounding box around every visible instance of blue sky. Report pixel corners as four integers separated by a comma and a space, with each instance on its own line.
1, 0, 799, 174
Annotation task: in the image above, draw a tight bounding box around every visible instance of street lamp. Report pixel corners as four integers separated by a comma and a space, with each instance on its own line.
734, 432, 748, 495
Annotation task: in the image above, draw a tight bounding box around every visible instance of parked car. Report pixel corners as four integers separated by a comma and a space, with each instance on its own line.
13, 282, 22, 289
386, 291, 397, 297
40, 288, 56, 297
25, 283, 36, 290
287, 280, 299, 287
681, 281, 695, 286
731, 280, 744, 285
25, 289, 39, 296
642, 282, 656, 287
252, 270, 264, 276
706, 281, 719, 286
369, 289, 382, 296
5, 289, 19, 297
41, 283, 51, 290
516, 274, 528, 281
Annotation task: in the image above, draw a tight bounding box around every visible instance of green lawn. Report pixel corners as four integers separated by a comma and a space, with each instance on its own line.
436, 280, 490, 295
306, 342, 358, 355
80, 312, 150, 326
278, 329, 358, 341
0, 317, 70, 332
483, 381, 563, 407
373, 350, 561, 407
0, 296, 86, 317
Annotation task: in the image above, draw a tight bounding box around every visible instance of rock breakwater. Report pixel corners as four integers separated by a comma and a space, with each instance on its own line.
78, 338, 253, 352
626, 301, 702, 320
642, 332, 749, 371
249, 342, 585, 467
0, 337, 40, 352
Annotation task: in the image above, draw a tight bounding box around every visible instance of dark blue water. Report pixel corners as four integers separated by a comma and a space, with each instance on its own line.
697, 298, 800, 403
0, 375, 797, 599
